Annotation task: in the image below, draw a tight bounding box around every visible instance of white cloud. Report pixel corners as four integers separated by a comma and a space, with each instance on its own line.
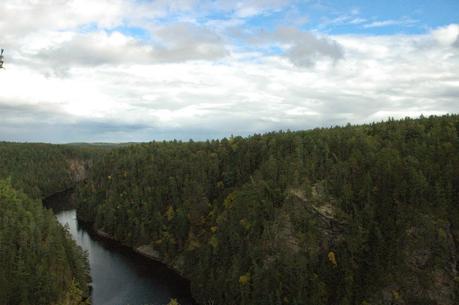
319, 15, 367, 28
0, 0, 457, 142
0, 0, 124, 35
151, 23, 228, 62
432, 24, 459, 47
29, 23, 228, 73
363, 17, 418, 28
249, 27, 344, 66
34, 31, 152, 69
229, 0, 291, 18
3, 24, 458, 142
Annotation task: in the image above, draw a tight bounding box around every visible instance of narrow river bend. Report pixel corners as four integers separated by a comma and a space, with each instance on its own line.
46, 192, 195, 305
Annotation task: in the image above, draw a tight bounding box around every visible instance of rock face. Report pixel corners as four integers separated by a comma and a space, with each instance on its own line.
136, 244, 161, 260
68, 159, 89, 183
290, 186, 458, 305
288, 186, 348, 247
371, 216, 458, 305
405, 220, 457, 305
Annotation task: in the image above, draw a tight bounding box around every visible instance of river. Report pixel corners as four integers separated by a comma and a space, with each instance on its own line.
46, 191, 195, 305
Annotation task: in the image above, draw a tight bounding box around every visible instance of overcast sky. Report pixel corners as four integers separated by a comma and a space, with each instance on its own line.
0, 0, 458, 143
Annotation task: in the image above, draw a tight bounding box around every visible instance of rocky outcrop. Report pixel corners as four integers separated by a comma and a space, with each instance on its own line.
369, 216, 458, 305
68, 159, 89, 183
88, 227, 188, 279
289, 186, 458, 305
136, 244, 161, 260
288, 187, 349, 246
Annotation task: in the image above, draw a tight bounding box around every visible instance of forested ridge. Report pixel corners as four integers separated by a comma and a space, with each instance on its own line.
77, 114, 459, 305
0, 143, 99, 305
1, 116, 457, 305
0, 142, 105, 199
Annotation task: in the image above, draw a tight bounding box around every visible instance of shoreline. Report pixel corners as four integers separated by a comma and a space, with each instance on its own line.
77, 217, 193, 295
46, 189, 197, 305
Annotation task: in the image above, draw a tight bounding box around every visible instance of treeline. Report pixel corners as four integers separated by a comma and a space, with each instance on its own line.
77, 115, 459, 305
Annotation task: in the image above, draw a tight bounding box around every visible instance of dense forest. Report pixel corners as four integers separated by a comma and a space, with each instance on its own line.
0, 143, 97, 305
0, 142, 105, 199
77, 115, 459, 305
0, 180, 90, 305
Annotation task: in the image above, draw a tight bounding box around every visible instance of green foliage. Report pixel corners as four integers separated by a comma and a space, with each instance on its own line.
0, 142, 102, 304
239, 273, 251, 286
167, 298, 180, 305
77, 115, 459, 305
0, 179, 90, 305
0, 142, 106, 199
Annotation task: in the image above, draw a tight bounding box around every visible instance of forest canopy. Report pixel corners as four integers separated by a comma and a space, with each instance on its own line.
0, 142, 107, 199
0, 143, 99, 305
77, 115, 459, 305
0, 179, 90, 305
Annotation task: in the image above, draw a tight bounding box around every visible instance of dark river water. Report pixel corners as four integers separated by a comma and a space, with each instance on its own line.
47, 192, 195, 305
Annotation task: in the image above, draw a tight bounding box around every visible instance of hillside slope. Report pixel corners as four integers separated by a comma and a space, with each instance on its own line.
77, 115, 459, 305
0, 180, 91, 305
0, 143, 105, 305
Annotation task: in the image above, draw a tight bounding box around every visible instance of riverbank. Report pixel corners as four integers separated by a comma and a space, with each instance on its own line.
44, 187, 196, 305
78, 218, 191, 284
58, 209, 196, 305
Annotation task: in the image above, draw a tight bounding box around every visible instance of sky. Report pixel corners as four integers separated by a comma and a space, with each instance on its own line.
0, 0, 458, 143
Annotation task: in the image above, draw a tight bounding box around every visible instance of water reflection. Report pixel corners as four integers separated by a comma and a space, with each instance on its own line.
49, 193, 194, 305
